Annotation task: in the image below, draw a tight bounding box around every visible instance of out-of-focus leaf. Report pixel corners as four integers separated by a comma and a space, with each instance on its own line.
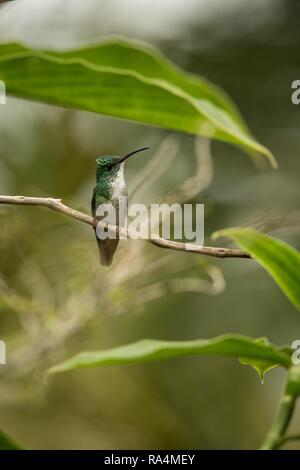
0, 38, 276, 165
213, 228, 300, 311
0, 429, 22, 450
47, 334, 291, 375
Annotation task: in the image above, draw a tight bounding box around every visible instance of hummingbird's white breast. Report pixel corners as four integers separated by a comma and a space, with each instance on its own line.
111, 162, 126, 201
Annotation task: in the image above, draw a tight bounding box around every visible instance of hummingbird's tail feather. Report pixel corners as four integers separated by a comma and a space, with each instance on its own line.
96, 237, 119, 267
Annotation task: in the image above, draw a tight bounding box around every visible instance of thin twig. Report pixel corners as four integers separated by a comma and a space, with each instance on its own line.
161, 135, 213, 205
130, 135, 179, 202
0, 195, 251, 259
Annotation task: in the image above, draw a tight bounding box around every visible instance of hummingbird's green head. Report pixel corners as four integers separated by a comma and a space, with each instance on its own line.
96, 147, 149, 174
96, 155, 119, 172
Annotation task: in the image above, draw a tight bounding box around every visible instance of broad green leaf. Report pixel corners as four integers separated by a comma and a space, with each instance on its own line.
213, 228, 300, 310
0, 429, 22, 450
47, 334, 290, 375
0, 38, 276, 166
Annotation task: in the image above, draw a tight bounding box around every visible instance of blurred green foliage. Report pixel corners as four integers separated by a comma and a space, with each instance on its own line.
0, 39, 274, 161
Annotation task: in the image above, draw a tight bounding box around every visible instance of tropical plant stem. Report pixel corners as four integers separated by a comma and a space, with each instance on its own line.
0, 195, 251, 259
259, 383, 296, 450
279, 433, 300, 446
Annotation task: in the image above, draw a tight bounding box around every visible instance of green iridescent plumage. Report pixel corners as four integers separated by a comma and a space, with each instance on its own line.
92, 148, 149, 266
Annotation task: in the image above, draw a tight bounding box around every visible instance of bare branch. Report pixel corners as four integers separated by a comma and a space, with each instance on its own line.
0, 194, 251, 259
0, 195, 95, 227
150, 237, 250, 258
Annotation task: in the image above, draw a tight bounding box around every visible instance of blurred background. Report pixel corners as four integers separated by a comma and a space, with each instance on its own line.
0, 0, 299, 450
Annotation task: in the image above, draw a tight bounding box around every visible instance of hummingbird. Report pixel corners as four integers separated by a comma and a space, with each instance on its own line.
91, 147, 149, 266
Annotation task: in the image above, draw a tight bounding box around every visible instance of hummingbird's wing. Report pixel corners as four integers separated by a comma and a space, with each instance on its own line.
91, 187, 119, 267
91, 187, 96, 217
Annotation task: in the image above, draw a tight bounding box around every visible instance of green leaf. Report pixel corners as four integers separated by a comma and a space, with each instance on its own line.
47, 334, 290, 375
0, 38, 276, 166
213, 228, 300, 311
239, 338, 280, 383
0, 429, 22, 450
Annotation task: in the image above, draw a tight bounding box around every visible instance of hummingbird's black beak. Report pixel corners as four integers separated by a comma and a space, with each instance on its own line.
114, 147, 149, 166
